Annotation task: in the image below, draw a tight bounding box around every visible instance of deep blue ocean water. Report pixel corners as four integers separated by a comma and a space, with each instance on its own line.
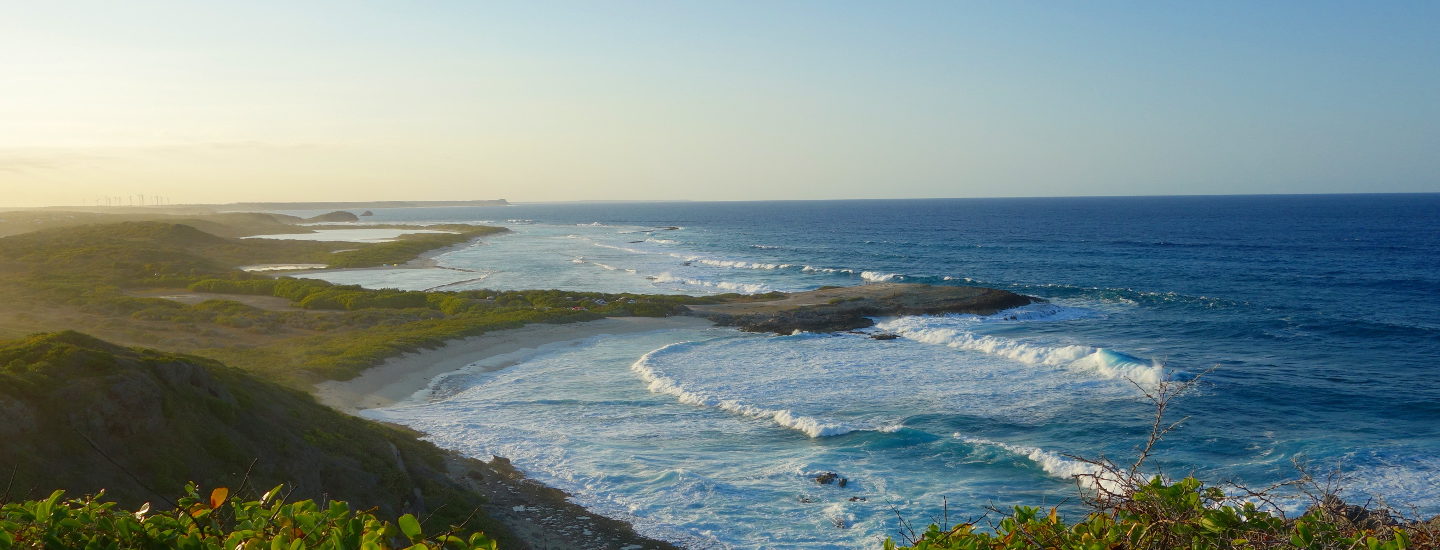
286, 194, 1440, 548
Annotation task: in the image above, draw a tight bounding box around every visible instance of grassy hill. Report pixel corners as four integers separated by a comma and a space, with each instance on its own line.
0, 219, 721, 386
0, 331, 515, 546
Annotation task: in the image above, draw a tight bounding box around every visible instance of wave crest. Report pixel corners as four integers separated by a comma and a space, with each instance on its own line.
631, 343, 869, 438
876, 315, 1164, 386
651, 273, 770, 294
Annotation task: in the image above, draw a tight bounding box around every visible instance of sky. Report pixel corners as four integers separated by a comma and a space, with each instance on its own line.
1, 1, 1437, 206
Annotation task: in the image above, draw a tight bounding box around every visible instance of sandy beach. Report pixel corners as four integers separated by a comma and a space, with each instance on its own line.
314, 316, 714, 414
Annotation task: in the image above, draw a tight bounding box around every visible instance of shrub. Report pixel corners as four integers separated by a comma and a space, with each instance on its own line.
0, 484, 499, 549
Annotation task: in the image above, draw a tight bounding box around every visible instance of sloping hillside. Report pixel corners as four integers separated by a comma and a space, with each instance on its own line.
0, 331, 511, 543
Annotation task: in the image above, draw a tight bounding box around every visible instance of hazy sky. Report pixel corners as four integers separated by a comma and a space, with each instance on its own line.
2, 1, 1437, 206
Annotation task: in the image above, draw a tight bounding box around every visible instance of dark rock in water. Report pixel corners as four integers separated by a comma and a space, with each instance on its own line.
798, 496, 815, 503
303, 210, 360, 223
848, 496, 867, 502
688, 283, 1038, 334
837, 477, 848, 488
661, 226, 681, 230
870, 333, 899, 340
815, 472, 839, 485
360, 210, 374, 216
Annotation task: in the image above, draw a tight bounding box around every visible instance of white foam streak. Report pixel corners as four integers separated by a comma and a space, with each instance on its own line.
651, 273, 769, 294
682, 256, 792, 270
631, 344, 861, 438
876, 316, 1164, 386
955, 434, 1125, 492
590, 242, 650, 255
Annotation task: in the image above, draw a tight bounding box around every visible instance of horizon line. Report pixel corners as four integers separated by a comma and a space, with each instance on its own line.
4, 190, 1439, 210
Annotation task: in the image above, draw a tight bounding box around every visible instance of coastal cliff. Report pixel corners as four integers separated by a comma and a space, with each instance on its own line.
686, 282, 1037, 333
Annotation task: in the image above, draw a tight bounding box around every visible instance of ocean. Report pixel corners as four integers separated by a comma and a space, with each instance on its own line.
285, 194, 1440, 549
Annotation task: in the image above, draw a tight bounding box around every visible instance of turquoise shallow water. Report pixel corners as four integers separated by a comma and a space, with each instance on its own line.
287, 195, 1440, 548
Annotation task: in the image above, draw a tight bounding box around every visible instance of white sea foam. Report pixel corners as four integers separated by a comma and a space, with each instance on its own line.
861, 271, 903, 283
801, 265, 853, 274
651, 273, 770, 294
646, 238, 680, 245
876, 313, 1164, 386
956, 434, 1100, 481
953, 434, 1135, 493
942, 275, 980, 283
800, 265, 905, 282
631, 343, 862, 437
590, 242, 651, 255
681, 256, 792, 270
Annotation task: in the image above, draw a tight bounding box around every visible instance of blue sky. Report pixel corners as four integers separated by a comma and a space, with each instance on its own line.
1, 1, 1437, 205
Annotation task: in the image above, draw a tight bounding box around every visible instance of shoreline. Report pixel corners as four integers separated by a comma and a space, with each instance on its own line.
314, 315, 713, 414
313, 315, 712, 550
263, 226, 502, 276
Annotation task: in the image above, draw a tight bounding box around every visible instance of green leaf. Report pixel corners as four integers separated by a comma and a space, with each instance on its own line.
397, 514, 423, 542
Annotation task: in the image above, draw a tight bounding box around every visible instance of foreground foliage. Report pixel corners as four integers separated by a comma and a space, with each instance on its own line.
0, 332, 514, 545
886, 476, 1428, 549
0, 485, 498, 549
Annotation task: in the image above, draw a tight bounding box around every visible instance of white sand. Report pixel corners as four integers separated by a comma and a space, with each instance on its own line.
314, 316, 713, 414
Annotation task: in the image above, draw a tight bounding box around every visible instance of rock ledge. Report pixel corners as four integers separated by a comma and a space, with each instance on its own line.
686, 283, 1037, 333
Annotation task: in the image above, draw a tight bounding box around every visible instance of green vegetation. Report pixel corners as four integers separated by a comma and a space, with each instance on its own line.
0, 211, 736, 549
0, 213, 723, 548
0, 485, 497, 549
886, 476, 1428, 550
0, 221, 336, 289
0, 218, 728, 384
0, 210, 308, 239
0, 331, 520, 548
326, 225, 509, 268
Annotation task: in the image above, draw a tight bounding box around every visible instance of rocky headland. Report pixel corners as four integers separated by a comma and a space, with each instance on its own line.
685, 282, 1037, 333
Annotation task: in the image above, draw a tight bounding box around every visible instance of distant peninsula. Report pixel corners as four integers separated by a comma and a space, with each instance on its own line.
218, 199, 509, 210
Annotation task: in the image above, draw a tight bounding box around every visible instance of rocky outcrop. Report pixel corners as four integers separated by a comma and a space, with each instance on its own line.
688, 283, 1037, 334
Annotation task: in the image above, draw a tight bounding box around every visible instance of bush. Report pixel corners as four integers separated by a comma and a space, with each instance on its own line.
886, 477, 1420, 550
0, 485, 498, 549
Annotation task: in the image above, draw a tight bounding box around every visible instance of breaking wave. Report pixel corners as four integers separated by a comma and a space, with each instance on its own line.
631, 343, 884, 438
876, 314, 1165, 386
954, 434, 1123, 491
651, 273, 770, 294
861, 271, 903, 283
